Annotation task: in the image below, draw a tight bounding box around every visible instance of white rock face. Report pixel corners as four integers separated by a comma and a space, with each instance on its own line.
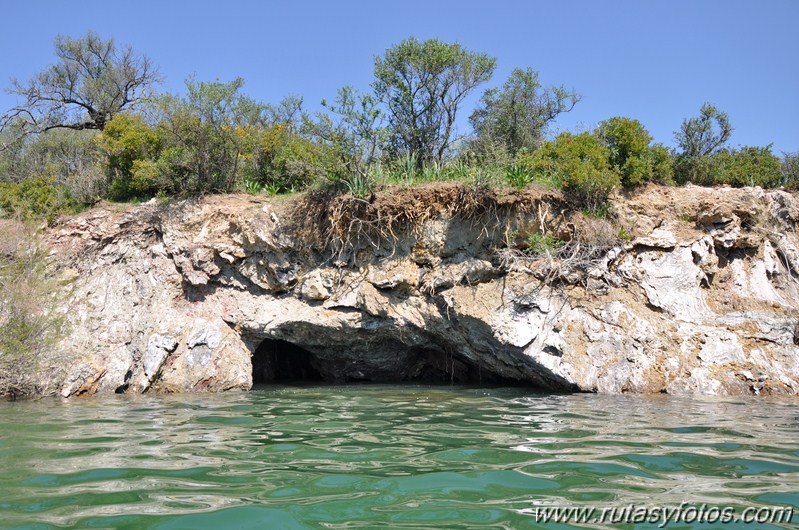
44, 186, 799, 397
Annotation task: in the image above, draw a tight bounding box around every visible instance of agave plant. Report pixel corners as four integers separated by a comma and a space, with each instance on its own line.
345, 172, 372, 199
444, 159, 471, 182
506, 164, 533, 190
392, 153, 418, 184
243, 178, 263, 195
420, 161, 443, 182
264, 183, 281, 196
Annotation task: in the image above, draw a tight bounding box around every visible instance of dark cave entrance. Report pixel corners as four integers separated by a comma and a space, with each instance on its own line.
252, 338, 323, 383
250, 337, 528, 386
404, 347, 523, 385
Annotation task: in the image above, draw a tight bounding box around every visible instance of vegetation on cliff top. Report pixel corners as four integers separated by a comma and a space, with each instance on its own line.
0, 32, 796, 223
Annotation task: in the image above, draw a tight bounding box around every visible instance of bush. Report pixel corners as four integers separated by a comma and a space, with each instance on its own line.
712, 145, 782, 188
672, 153, 715, 186
0, 176, 80, 223
783, 152, 799, 189
521, 132, 620, 212
649, 144, 675, 185
675, 145, 782, 188
257, 129, 331, 192
95, 113, 164, 200
0, 221, 67, 397
597, 117, 673, 186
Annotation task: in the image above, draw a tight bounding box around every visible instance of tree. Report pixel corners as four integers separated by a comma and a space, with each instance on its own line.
469, 67, 579, 156
311, 86, 387, 178
153, 77, 265, 194
673, 103, 733, 184
1, 31, 160, 138
783, 152, 799, 189
674, 103, 732, 159
373, 37, 495, 166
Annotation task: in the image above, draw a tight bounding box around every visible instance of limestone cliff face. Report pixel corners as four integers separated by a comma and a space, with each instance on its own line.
47, 184, 799, 397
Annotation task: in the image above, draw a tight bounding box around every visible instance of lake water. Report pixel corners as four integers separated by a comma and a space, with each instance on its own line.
1, 386, 798, 529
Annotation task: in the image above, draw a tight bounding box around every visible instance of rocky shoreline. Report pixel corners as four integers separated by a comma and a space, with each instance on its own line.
39, 183, 799, 397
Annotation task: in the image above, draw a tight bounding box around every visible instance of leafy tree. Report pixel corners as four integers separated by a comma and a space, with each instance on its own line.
0, 126, 30, 182
0, 127, 103, 204
1, 32, 160, 138
675, 103, 732, 158
597, 117, 673, 186
373, 37, 495, 166
153, 77, 266, 194
320, 86, 386, 165
470, 67, 579, 156
308, 86, 388, 191
262, 94, 305, 130
673, 103, 732, 184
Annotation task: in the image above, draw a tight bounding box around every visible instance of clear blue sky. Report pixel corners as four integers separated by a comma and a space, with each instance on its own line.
2, 0, 797, 154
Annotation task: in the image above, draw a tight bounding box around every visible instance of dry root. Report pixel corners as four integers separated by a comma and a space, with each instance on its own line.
289, 182, 566, 265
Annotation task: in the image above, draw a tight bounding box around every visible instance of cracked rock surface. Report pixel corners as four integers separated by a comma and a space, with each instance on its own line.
46, 184, 799, 397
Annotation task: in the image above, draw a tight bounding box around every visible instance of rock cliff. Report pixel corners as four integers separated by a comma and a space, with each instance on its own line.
45, 183, 799, 397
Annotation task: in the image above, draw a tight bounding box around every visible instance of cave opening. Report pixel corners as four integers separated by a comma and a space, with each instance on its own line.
252, 338, 323, 383
404, 347, 523, 385
250, 337, 527, 386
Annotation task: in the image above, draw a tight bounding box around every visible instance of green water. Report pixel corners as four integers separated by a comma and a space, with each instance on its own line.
1, 386, 798, 529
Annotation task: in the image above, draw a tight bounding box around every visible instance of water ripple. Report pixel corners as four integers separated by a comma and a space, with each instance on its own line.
1, 387, 798, 529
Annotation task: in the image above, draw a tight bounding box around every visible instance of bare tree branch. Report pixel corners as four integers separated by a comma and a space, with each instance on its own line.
0, 31, 162, 142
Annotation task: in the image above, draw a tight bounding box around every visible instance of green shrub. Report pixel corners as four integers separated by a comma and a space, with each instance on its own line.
597, 117, 674, 186
675, 145, 782, 188
524, 232, 563, 255
0, 176, 80, 223
0, 222, 67, 397
649, 144, 675, 185
506, 164, 533, 190
515, 150, 561, 188
523, 132, 620, 212
714, 145, 782, 188
237, 122, 333, 194
96, 114, 164, 200
672, 153, 715, 186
